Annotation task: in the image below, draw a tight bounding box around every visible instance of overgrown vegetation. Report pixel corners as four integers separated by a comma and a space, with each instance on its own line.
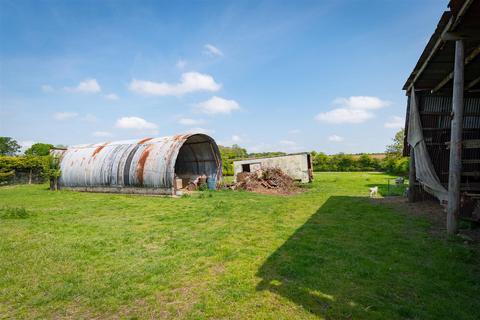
1, 172, 478, 319
0, 155, 50, 184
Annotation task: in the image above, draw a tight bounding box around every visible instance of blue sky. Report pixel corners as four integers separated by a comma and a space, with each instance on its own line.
0, 0, 445, 154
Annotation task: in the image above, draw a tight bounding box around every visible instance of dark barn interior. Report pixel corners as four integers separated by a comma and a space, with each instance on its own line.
403, 0, 480, 232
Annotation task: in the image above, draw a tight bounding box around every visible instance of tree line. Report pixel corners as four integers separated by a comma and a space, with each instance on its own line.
219, 129, 408, 176
1, 129, 408, 183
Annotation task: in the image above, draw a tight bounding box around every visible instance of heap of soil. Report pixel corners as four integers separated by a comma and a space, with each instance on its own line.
233, 168, 301, 195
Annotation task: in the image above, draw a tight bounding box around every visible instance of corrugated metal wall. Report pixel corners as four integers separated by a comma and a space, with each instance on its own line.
417, 94, 480, 191
57, 133, 222, 194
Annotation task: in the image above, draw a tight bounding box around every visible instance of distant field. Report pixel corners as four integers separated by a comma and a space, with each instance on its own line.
350, 153, 386, 160
1, 172, 479, 319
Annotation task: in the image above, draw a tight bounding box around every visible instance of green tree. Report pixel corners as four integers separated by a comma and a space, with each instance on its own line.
385, 129, 405, 158
312, 152, 330, 171
383, 129, 409, 176
25, 143, 54, 156
0, 137, 21, 156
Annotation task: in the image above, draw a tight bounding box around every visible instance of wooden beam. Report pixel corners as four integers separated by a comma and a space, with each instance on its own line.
431, 46, 480, 93
447, 40, 465, 236
408, 147, 418, 203
445, 139, 480, 149
450, 0, 475, 31
466, 75, 480, 90
406, 18, 453, 92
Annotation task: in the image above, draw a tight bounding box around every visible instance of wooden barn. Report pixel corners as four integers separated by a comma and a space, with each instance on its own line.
403, 0, 480, 234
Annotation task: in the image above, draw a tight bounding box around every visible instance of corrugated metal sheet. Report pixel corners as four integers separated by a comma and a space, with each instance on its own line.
57, 133, 222, 194
414, 94, 480, 190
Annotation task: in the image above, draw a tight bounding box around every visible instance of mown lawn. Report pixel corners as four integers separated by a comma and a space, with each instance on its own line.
0, 172, 479, 319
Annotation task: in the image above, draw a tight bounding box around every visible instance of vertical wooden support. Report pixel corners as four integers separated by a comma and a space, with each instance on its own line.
408, 146, 417, 202
447, 40, 465, 236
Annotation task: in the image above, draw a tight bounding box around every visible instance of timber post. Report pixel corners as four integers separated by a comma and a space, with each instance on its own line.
408, 146, 417, 202
447, 39, 465, 236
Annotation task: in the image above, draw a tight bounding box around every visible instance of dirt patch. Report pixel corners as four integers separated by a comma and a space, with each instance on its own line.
373, 196, 480, 244
229, 168, 302, 195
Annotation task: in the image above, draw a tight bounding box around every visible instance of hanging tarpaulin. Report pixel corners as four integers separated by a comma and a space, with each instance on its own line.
407, 88, 448, 203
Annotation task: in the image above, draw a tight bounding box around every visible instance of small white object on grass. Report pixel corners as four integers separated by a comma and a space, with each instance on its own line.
369, 186, 378, 197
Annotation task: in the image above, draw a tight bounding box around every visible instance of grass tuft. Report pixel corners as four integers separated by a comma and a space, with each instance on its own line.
0, 206, 31, 219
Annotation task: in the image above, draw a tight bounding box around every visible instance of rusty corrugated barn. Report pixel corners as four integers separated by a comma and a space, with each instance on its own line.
404, 0, 480, 233
56, 133, 222, 195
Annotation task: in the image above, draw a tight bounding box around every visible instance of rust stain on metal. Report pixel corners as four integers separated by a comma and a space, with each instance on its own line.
138, 137, 153, 144
92, 142, 109, 157
136, 145, 153, 185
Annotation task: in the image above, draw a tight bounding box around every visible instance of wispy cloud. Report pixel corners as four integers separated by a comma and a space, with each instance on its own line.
93, 131, 113, 138
185, 127, 215, 135
328, 134, 344, 142
41, 84, 53, 92
288, 129, 301, 134
82, 114, 97, 123
115, 116, 158, 131
176, 59, 187, 69
232, 135, 242, 142
333, 96, 390, 110
129, 72, 221, 96
204, 44, 223, 57
53, 112, 78, 121
315, 96, 389, 124
384, 116, 404, 129
104, 93, 119, 100
65, 78, 101, 93
178, 118, 204, 126
279, 140, 296, 146
195, 96, 240, 115
316, 108, 373, 124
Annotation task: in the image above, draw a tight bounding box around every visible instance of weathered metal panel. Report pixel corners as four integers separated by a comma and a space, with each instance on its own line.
57, 133, 222, 195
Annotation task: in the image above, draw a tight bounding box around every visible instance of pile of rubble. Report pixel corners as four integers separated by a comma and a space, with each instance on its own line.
231, 168, 300, 195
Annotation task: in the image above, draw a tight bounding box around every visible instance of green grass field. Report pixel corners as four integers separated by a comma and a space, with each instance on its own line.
1, 172, 479, 319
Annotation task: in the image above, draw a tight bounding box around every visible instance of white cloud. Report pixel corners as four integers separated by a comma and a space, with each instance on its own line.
129, 72, 221, 96
93, 131, 113, 138
104, 93, 119, 100
185, 127, 215, 135
115, 116, 158, 131
315, 108, 373, 124
280, 140, 296, 146
384, 116, 405, 129
41, 85, 53, 92
288, 129, 300, 134
204, 44, 223, 57
178, 118, 204, 126
328, 134, 344, 142
315, 96, 390, 124
65, 78, 101, 93
232, 135, 242, 142
82, 114, 97, 123
195, 96, 240, 115
53, 112, 79, 121
333, 96, 390, 110
176, 59, 187, 69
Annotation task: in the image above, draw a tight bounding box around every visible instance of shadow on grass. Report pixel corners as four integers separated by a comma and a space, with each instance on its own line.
255, 196, 480, 319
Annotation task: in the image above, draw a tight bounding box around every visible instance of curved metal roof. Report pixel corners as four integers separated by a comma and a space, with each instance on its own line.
57, 133, 222, 193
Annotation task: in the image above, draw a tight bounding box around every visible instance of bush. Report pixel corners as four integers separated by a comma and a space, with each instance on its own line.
0, 155, 51, 184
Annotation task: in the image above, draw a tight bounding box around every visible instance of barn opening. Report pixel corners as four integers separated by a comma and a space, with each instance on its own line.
174, 134, 222, 186
242, 164, 251, 172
